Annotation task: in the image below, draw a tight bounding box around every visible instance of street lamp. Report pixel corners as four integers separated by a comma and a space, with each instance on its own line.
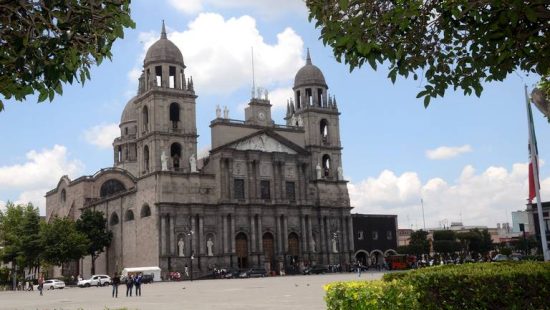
185, 230, 194, 281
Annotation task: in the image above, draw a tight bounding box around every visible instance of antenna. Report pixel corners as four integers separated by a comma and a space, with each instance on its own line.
251, 47, 255, 99
421, 198, 426, 230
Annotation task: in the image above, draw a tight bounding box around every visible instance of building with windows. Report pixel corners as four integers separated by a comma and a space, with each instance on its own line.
45, 23, 353, 278
352, 214, 398, 267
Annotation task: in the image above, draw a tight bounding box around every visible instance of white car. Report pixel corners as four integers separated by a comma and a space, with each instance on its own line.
43, 279, 65, 290
77, 275, 112, 287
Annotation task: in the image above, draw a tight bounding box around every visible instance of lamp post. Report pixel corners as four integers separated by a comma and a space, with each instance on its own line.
185, 230, 194, 281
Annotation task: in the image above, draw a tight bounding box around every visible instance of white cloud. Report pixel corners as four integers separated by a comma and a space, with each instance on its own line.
136, 13, 304, 96
127, 68, 141, 84
167, 0, 307, 18
83, 123, 119, 149
268, 87, 293, 111
426, 144, 473, 160
0, 145, 84, 215
349, 163, 549, 229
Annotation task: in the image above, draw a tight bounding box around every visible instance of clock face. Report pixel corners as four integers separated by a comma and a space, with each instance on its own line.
258, 111, 266, 121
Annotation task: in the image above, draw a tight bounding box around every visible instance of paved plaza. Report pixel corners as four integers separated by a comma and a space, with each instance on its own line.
0, 272, 385, 310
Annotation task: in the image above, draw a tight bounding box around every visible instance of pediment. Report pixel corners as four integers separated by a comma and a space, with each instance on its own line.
229, 133, 297, 154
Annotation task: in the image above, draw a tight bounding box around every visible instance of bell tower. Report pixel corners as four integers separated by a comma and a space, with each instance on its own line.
128, 21, 198, 175
286, 50, 344, 181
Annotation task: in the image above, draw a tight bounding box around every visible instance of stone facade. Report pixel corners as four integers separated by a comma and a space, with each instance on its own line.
46, 24, 353, 279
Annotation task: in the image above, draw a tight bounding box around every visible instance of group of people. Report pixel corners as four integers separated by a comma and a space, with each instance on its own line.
111, 272, 143, 298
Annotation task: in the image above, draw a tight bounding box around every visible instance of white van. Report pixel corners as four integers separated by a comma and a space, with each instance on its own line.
121, 266, 161, 282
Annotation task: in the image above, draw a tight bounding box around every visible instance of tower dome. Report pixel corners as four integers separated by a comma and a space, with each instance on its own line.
120, 98, 137, 124
293, 49, 327, 89
144, 21, 185, 67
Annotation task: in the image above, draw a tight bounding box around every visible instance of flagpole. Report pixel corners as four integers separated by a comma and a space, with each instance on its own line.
421, 198, 426, 230
525, 85, 550, 261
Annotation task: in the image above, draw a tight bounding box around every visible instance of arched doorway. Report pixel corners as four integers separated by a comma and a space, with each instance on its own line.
355, 250, 368, 266
287, 232, 300, 274
371, 250, 384, 269
236, 232, 248, 269
262, 232, 275, 272
170, 143, 181, 171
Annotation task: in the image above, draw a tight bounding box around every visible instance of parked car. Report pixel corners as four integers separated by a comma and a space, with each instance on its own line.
77, 274, 112, 287
141, 274, 155, 284
492, 254, 510, 262
303, 265, 328, 275
42, 279, 65, 290
223, 268, 241, 279
239, 268, 268, 278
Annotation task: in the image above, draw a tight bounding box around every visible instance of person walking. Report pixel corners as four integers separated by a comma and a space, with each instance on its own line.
37, 274, 44, 296
134, 273, 142, 297
125, 274, 134, 297
112, 272, 121, 298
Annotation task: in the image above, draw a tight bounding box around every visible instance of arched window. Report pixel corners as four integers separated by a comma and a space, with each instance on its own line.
125, 210, 134, 221
171, 143, 182, 171
320, 119, 329, 141
143, 145, 150, 172
117, 146, 122, 163
100, 179, 126, 198
110, 212, 119, 225
60, 189, 66, 203
141, 204, 151, 218
142, 106, 149, 132
322, 154, 331, 177
169, 102, 180, 129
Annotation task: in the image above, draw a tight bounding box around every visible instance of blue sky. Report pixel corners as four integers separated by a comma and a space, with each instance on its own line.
1, 0, 549, 229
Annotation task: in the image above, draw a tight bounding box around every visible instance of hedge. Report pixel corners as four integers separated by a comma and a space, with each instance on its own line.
325, 262, 550, 310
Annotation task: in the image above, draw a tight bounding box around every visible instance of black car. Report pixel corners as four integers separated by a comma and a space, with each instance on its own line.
141, 274, 154, 284
223, 268, 241, 279
303, 265, 328, 275
240, 268, 268, 278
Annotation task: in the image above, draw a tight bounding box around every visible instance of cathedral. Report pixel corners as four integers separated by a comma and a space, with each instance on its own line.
46, 23, 353, 279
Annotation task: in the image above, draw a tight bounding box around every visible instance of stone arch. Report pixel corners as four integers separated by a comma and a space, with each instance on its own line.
60, 189, 66, 203
322, 154, 331, 177
143, 145, 150, 172
170, 143, 182, 171
354, 250, 369, 265
235, 232, 248, 269
140, 204, 151, 218
385, 249, 397, 256
169, 102, 180, 128
370, 250, 384, 266
125, 209, 135, 222
142, 105, 149, 132
110, 212, 119, 226
100, 179, 126, 198
320, 119, 329, 141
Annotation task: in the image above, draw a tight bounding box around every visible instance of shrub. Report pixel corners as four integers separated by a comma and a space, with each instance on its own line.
325, 262, 550, 310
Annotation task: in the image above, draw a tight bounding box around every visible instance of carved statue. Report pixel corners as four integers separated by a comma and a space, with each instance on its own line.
178, 238, 185, 257
223, 106, 229, 119
189, 154, 197, 173
216, 105, 222, 118
161, 151, 168, 171
337, 166, 343, 180
297, 115, 303, 127
264, 89, 269, 100
310, 238, 316, 253
332, 238, 338, 253
207, 238, 214, 256
316, 164, 322, 179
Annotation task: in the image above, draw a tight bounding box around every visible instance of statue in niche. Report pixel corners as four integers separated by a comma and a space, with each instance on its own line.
223, 106, 229, 119
332, 238, 338, 253
337, 166, 343, 180
189, 154, 197, 173
178, 238, 185, 257
216, 105, 221, 118
310, 238, 316, 253
161, 151, 168, 171
316, 164, 322, 179
207, 238, 214, 256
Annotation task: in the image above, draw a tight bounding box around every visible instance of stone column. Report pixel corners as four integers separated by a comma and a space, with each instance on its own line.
169, 215, 175, 255
223, 215, 228, 254
258, 216, 263, 252
160, 215, 166, 255
251, 215, 257, 253
199, 215, 204, 255
347, 217, 354, 253
276, 214, 282, 254
230, 214, 235, 253
320, 217, 326, 255
191, 215, 197, 256
308, 216, 313, 252
300, 215, 307, 253
337, 216, 343, 254
283, 215, 288, 252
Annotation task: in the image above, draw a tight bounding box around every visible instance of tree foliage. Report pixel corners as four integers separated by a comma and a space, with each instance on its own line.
306, 0, 550, 106
0, 202, 42, 271
39, 217, 88, 267
76, 209, 112, 275
408, 230, 430, 255
433, 230, 460, 253
0, 0, 135, 111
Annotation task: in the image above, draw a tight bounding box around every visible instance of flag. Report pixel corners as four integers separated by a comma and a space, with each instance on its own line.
527, 92, 540, 203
